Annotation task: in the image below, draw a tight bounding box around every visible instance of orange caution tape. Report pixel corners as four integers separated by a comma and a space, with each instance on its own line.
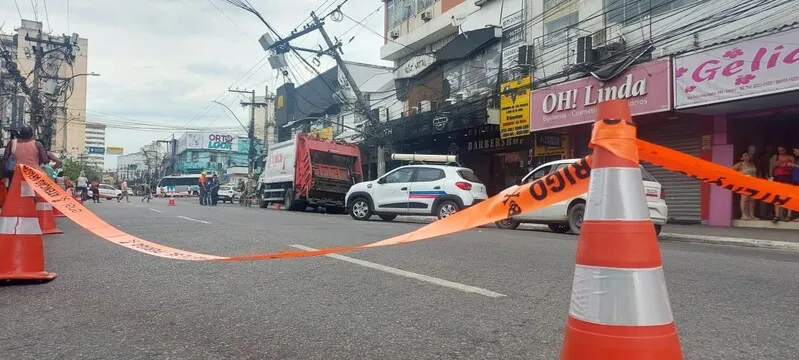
636, 140, 799, 213
18, 159, 592, 261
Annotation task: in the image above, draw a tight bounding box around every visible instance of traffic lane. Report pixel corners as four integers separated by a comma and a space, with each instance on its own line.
3, 203, 558, 359
15, 202, 799, 359
173, 204, 799, 359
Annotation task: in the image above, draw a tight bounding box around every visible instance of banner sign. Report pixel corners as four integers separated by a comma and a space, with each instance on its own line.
674, 28, 799, 109
499, 76, 531, 139
106, 146, 124, 155
309, 127, 334, 140
87, 146, 105, 155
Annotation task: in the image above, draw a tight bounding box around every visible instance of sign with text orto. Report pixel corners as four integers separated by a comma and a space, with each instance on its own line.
499, 76, 531, 139
674, 28, 799, 109
530, 59, 671, 131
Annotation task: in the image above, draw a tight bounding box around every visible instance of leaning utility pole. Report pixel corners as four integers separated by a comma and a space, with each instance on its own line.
229, 88, 257, 174
264, 10, 389, 175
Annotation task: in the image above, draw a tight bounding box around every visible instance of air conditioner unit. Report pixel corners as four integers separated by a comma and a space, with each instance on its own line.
421, 11, 433, 22
576, 36, 597, 64
592, 22, 624, 47
390, 30, 400, 39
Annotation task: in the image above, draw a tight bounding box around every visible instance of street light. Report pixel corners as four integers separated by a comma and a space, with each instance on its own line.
211, 100, 256, 174
211, 100, 248, 133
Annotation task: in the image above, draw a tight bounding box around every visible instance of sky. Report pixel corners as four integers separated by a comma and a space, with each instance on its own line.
0, 0, 389, 169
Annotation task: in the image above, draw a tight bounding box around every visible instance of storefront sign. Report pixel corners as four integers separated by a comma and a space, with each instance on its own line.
674, 28, 799, 109
206, 133, 236, 151
467, 136, 527, 152
534, 133, 568, 156
530, 59, 671, 131
499, 76, 531, 139
395, 54, 437, 79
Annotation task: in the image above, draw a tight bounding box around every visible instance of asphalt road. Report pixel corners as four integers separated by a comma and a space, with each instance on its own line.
2, 197, 797, 360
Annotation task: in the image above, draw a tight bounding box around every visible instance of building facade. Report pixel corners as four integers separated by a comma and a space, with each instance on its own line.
0, 19, 90, 158
174, 131, 260, 175
377, 0, 799, 228
84, 122, 106, 169
116, 151, 147, 182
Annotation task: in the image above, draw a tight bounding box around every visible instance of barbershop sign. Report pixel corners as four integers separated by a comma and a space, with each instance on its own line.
395, 54, 437, 79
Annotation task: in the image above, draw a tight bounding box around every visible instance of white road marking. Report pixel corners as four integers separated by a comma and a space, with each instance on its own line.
177, 215, 211, 224
291, 244, 506, 298
149, 208, 163, 213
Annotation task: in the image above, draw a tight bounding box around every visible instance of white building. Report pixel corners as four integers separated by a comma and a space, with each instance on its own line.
116, 152, 146, 182
84, 122, 106, 169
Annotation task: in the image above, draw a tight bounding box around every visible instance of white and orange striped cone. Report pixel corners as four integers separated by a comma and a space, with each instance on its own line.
36, 198, 63, 235
168, 193, 176, 207
0, 172, 56, 282
560, 100, 683, 359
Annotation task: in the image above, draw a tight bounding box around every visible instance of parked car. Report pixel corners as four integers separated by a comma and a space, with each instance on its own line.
87, 184, 123, 200
218, 185, 240, 203
495, 159, 668, 235
346, 165, 488, 221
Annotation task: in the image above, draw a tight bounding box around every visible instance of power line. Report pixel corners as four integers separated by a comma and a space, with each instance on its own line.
13, 0, 24, 21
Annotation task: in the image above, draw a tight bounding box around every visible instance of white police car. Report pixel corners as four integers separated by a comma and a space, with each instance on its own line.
346, 164, 488, 221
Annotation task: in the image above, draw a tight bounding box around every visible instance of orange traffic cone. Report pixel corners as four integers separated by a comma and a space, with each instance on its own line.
0, 173, 57, 282
36, 198, 63, 235
560, 100, 682, 359
273, 203, 281, 210
168, 194, 176, 206
53, 207, 66, 218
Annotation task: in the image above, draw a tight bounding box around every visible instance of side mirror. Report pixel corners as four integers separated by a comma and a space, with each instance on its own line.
377, 177, 386, 184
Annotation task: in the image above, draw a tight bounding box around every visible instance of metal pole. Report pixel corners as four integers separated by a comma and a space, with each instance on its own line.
312, 12, 386, 175
249, 90, 256, 174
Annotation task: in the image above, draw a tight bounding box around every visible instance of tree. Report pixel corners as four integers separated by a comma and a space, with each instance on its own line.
59, 154, 101, 181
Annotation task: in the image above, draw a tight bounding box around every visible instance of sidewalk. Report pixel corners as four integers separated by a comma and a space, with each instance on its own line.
659, 224, 799, 251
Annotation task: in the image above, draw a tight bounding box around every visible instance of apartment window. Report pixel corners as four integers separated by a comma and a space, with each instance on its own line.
190, 152, 199, 162
387, 0, 417, 30
544, 0, 579, 45
606, 0, 700, 25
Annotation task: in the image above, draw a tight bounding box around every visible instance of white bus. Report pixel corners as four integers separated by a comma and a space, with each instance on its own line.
156, 174, 202, 197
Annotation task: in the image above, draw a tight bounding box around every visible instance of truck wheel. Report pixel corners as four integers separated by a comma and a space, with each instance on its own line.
567, 203, 586, 235
378, 214, 397, 221
284, 189, 296, 211
259, 199, 268, 208
548, 224, 570, 234
349, 198, 372, 221
495, 218, 520, 230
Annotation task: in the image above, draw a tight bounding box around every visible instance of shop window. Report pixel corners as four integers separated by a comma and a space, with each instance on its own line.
543, 0, 579, 46
605, 0, 699, 25
383, 168, 416, 183
210, 154, 217, 163
414, 168, 445, 182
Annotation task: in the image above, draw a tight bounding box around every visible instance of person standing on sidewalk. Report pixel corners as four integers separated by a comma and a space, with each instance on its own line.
118, 180, 130, 202
732, 151, 759, 221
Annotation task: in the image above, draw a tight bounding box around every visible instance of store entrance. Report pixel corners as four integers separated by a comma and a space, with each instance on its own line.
730, 112, 799, 221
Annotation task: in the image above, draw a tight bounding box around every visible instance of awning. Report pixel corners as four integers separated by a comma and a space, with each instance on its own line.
435, 27, 502, 61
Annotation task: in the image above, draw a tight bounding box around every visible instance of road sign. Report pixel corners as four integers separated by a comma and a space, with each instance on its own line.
87, 146, 106, 154
106, 146, 124, 155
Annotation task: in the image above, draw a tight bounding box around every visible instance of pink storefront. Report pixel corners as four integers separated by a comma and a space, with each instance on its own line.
674, 27, 799, 229
529, 59, 709, 223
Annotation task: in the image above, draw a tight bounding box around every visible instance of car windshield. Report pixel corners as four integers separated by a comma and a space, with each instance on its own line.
220, 186, 231, 191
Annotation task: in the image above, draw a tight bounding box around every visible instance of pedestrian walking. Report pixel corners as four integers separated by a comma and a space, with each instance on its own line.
198, 172, 208, 206
90, 180, 100, 203
118, 180, 130, 202
141, 183, 152, 202
209, 173, 220, 206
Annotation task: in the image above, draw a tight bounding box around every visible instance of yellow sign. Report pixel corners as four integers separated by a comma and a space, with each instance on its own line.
276, 95, 284, 109
106, 146, 124, 155
499, 76, 531, 140
309, 126, 334, 140
534, 133, 569, 157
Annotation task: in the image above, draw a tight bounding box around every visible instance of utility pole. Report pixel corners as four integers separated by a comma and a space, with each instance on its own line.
229, 89, 258, 174
264, 10, 389, 175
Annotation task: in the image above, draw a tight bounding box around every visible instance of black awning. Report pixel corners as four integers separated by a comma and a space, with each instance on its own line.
435, 27, 501, 61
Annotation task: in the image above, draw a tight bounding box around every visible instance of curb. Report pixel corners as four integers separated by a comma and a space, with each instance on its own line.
659, 233, 799, 252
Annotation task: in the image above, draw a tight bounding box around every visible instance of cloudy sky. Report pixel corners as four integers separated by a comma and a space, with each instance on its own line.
1, 0, 388, 169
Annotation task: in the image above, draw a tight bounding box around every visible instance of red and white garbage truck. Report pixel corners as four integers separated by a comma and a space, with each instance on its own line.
257, 133, 363, 212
